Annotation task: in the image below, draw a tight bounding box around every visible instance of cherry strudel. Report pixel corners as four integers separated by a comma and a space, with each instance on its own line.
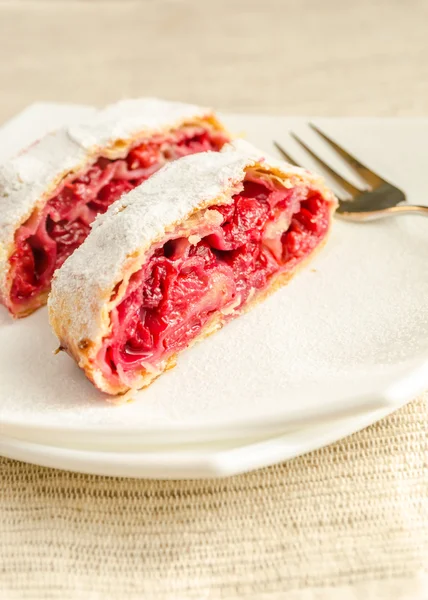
49, 140, 337, 398
0, 98, 229, 317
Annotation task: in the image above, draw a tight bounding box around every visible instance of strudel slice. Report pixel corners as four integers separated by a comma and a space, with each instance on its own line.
49, 140, 337, 398
0, 98, 229, 317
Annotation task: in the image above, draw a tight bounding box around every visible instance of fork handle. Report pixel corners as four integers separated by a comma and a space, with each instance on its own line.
337, 204, 428, 222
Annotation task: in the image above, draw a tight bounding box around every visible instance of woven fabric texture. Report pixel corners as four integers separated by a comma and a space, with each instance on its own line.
1, 397, 427, 599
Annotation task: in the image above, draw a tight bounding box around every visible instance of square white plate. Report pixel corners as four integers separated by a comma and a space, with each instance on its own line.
1, 104, 428, 452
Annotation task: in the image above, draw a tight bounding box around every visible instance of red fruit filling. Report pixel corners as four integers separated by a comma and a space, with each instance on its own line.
99, 175, 331, 384
8, 126, 228, 314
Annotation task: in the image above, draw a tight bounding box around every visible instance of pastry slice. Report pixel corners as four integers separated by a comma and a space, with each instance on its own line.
49, 140, 337, 399
0, 98, 229, 317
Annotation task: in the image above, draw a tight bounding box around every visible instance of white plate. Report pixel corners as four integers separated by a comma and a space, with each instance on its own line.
0, 405, 395, 479
1, 105, 428, 451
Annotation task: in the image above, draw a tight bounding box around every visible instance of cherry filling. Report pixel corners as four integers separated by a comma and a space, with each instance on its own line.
9, 126, 228, 313
100, 175, 331, 383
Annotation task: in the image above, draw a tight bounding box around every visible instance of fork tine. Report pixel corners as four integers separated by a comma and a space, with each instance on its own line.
309, 123, 384, 187
290, 132, 362, 199
273, 141, 301, 167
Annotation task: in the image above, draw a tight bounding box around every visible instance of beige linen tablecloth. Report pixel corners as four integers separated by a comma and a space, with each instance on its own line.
1, 1, 428, 598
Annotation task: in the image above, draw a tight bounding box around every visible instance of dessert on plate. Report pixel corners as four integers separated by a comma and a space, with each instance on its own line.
0, 98, 229, 317
49, 140, 337, 399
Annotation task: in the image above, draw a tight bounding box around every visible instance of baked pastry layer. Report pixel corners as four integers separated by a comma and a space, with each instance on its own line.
0, 98, 229, 317
49, 140, 337, 399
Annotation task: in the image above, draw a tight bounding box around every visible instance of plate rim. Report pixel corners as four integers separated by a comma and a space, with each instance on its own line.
0, 404, 397, 479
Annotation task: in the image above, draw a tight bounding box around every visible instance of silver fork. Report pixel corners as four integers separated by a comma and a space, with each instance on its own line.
274, 124, 428, 222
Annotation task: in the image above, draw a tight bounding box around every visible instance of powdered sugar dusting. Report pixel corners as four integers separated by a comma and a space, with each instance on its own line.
68, 98, 210, 149
0, 98, 215, 303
